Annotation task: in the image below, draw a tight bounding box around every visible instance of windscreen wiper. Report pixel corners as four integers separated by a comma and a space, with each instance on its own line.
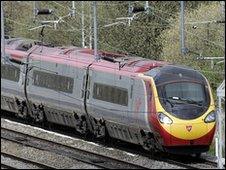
168, 97, 203, 106
165, 99, 174, 107
180, 98, 203, 106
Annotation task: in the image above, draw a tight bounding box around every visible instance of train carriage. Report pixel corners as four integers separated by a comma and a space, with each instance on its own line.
1, 37, 216, 155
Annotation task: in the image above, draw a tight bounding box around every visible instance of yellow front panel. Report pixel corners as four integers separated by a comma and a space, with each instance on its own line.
161, 122, 215, 140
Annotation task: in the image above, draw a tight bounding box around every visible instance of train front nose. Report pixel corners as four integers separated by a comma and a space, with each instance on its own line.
168, 121, 214, 146
156, 110, 216, 154
156, 109, 216, 142
156, 100, 216, 147
147, 64, 216, 154
160, 119, 216, 154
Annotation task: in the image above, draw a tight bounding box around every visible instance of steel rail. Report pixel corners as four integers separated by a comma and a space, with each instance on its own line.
1, 127, 149, 169
1, 151, 55, 169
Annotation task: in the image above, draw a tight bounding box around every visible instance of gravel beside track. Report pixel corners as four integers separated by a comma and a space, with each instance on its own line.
148, 153, 218, 169
1, 163, 16, 169
1, 127, 150, 169
1, 138, 100, 169
1, 117, 219, 169
1, 151, 55, 169
1, 117, 184, 169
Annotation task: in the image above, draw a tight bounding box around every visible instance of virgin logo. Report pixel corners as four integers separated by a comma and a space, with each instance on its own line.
186, 125, 192, 132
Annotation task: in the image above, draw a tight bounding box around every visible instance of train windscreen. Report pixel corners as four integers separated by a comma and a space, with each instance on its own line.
157, 81, 209, 120
145, 65, 210, 120
164, 82, 206, 104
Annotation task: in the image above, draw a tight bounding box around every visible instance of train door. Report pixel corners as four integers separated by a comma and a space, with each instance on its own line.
1, 55, 23, 113
78, 64, 95, 132
20, 55, 32, 115
128, 78, 136, 124
83, 66, 93, 114
79, 65, 92, 114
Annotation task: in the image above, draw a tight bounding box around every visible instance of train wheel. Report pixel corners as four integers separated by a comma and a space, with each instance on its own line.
17, 105, 28, 119
92, 118, 106, 139
31, 104, 46, 123
34, 111, 44, 122
84, 130, 94, 141
102, 126, 110, 144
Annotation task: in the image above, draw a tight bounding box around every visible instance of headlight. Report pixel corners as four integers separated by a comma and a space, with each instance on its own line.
158, 112, 173, 124
204, 111, 216, 123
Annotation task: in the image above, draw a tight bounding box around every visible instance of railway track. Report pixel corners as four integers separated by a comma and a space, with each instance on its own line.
1, 163, 16, 169
113, 140, 219, 169
1, 127, 149, 169
110, 136, 218, 169
1, 151, 55, 169
150, 153, 218, 169
1, 113, 220, 169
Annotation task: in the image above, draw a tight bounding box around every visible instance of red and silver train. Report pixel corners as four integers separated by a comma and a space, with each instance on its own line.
1, 37, 216, 155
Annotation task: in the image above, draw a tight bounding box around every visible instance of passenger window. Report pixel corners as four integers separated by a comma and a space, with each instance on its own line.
93, 82, 128, 106
33, 70, 74, 93
16, 42, 34, 51
1, 63, 20, 82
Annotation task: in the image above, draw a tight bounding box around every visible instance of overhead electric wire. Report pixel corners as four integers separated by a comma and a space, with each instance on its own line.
185, 30, 225, 49
52, 1, 127, 24
186, 26, 224, 34
4, 17, 224, 76
4, 2, 224, 75
5, 18, 33, 28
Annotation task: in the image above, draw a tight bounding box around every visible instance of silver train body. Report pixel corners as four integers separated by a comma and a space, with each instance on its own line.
1, 38, 159, 148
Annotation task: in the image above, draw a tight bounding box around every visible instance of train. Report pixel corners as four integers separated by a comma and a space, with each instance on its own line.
1, 37, 216, 156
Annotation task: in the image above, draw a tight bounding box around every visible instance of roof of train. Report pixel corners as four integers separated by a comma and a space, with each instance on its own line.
4, 37, 168, 75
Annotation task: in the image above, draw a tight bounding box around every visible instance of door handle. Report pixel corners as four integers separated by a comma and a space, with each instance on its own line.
86, 90, 90, 99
